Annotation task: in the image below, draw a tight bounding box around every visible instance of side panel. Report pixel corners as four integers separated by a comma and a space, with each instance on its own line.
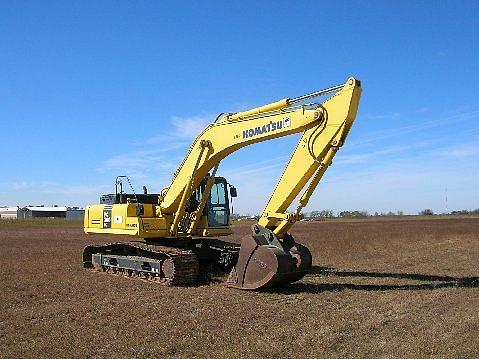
84, 204, 171, 238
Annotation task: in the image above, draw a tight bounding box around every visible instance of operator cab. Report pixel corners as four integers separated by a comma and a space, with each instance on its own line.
188, 176, 237, 228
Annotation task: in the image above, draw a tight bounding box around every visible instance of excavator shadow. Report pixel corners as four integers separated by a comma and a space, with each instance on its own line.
268, 265, 479, 294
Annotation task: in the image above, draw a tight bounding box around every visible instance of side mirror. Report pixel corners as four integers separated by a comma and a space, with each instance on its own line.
229, 186, 237, 198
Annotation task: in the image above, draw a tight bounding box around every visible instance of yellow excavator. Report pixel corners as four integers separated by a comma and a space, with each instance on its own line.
83, 77, 362, 290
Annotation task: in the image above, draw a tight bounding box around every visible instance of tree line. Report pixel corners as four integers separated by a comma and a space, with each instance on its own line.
305, 208, 479, 218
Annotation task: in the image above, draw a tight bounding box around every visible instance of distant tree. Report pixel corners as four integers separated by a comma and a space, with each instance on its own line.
451, 210, 470, 215
397, 211, 404, 216
309, 210, 334, 218
321, 209, 334, 218
339, 210, 369, 218
419, 209, 434, 216
450, 209, 479, 216
387, 211, 395, 216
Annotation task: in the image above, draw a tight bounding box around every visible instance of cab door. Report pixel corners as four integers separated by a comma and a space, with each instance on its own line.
207, 178, 230, 227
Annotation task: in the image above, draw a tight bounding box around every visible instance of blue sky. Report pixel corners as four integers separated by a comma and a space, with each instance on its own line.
1, 1, 478, 214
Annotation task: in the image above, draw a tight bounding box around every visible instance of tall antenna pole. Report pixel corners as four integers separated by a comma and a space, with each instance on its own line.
445, 186, 448, 214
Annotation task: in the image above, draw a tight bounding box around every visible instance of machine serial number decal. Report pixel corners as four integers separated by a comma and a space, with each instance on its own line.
242, 117, 291, 139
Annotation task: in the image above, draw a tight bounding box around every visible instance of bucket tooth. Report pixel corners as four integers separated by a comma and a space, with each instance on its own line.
226, 225, 312, 290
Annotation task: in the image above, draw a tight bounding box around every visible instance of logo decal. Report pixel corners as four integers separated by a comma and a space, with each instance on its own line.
242, 117, 292, 139
103, 209, 112, 228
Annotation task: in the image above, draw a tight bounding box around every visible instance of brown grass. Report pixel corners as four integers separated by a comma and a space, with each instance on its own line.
0, 217, 478, 358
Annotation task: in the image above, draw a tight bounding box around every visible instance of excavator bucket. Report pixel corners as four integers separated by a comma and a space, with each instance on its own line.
227, 225, 312, 290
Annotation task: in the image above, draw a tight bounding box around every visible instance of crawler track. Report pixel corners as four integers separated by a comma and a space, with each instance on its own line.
83, 241, 199, 286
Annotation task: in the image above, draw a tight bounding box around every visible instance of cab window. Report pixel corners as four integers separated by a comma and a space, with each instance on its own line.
207, 180, 229, 227
210, 181, 226, 205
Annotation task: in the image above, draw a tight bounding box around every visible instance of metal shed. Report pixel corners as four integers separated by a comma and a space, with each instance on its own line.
21, 206, 68, 218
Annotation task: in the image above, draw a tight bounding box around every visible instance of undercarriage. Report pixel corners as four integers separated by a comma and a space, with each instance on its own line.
83, 238, 240, 285
83, 226, 312, 290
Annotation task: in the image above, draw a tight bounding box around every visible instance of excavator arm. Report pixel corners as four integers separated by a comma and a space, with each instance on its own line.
259, 78, 361, 235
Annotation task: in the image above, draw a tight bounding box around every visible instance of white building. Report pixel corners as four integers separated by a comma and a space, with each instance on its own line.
0, 205, 84, 219
0, 206, 22, 219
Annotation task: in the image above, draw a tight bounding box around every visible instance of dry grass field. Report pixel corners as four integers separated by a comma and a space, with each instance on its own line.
1, 217, 478, 358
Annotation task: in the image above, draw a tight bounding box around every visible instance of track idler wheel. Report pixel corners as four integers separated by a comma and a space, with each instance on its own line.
227, 225, 312, 290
